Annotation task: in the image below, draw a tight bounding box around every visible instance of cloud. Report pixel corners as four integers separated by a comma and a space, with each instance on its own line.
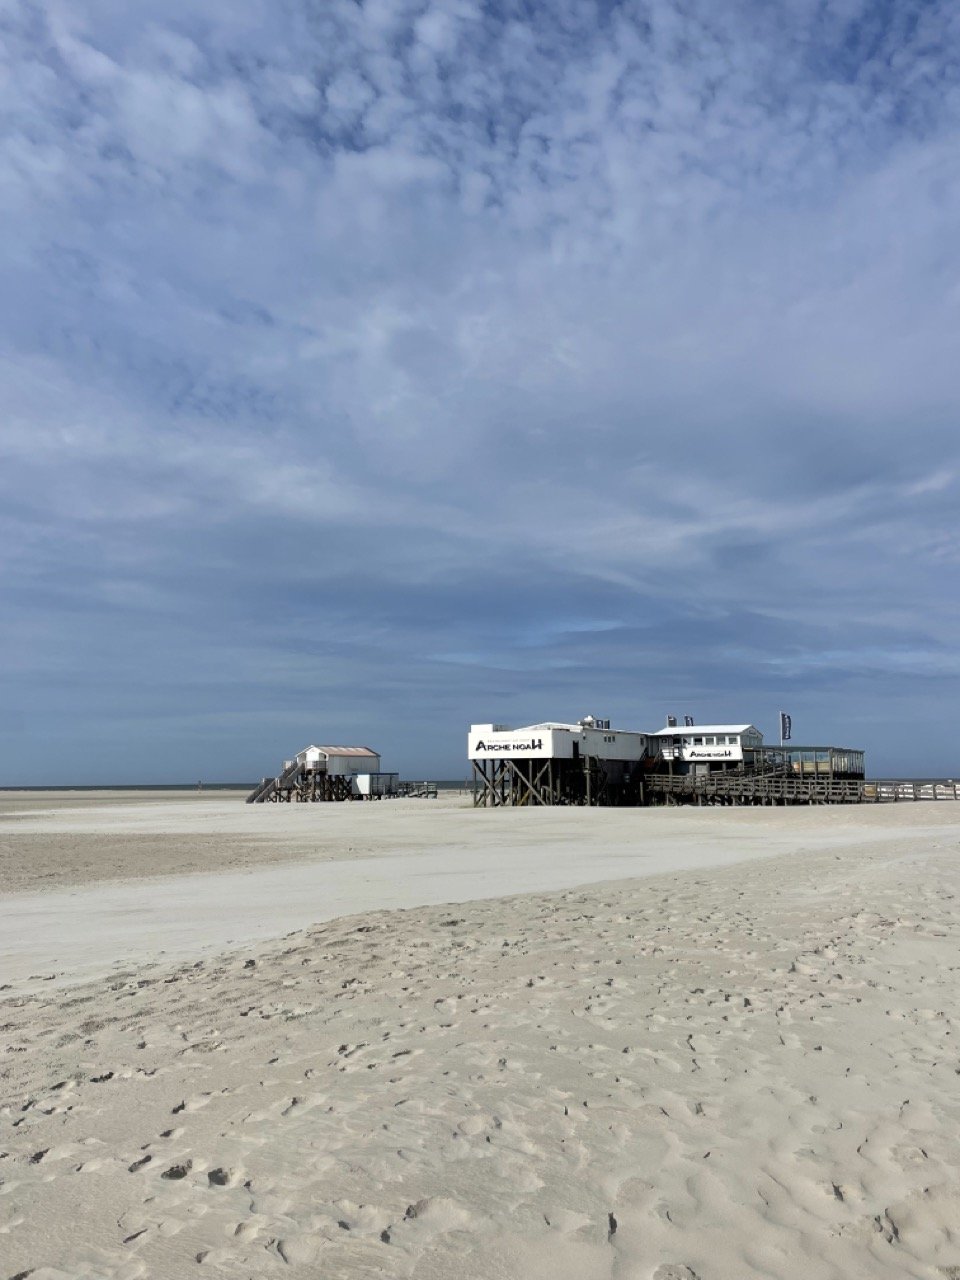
1, 0, 960, 779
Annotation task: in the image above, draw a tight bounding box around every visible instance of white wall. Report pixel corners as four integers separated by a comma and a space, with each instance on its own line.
326, 754, 380, 776
467, 724, 649, 762
468, 726, 570, 761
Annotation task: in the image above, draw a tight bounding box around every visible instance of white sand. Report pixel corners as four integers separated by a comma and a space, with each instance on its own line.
3, 793, 955, 988
2, 793, 960, 1278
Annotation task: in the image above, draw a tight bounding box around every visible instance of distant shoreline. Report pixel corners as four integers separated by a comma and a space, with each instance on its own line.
0, 778, 953, 792
0, 780, 472, 792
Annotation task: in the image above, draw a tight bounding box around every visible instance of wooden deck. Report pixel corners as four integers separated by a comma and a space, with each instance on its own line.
645, 772, 960, 805
645, 771, 864, 805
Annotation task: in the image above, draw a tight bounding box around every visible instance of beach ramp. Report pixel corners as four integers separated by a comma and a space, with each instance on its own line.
246, 760, 300, 803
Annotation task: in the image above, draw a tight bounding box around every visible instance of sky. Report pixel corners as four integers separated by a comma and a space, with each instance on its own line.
2, 0, 960, 783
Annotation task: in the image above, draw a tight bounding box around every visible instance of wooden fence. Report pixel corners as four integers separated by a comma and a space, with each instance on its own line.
645, 772, 864, 804
645, 773, 960, 806
866, 780, 960, 802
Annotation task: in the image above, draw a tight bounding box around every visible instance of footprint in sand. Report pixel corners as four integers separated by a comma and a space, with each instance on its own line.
279, 1093, 326, 1117
273, 1235, 325, 1265
171, 1094, 211, 1115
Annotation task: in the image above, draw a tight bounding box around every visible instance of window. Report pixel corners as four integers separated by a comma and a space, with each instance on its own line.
693, 737, 703, 745
705, 736, 715, 745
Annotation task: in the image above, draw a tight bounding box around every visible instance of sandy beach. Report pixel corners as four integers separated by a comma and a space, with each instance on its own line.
2, 793, 960, 1279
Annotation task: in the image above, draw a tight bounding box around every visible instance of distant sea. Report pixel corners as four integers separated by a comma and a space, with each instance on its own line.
1, 778, 953, 793
0, 780, 472, 792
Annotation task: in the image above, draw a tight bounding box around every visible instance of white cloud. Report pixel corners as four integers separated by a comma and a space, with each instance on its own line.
2, 0, 960, 776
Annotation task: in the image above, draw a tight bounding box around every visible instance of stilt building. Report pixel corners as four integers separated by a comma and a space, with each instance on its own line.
469, 717, 649, 807
469, 715, 866, 806
247, 744, 398, 803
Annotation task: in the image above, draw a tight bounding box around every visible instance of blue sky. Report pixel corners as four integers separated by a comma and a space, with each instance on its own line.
2, 0, 959, 782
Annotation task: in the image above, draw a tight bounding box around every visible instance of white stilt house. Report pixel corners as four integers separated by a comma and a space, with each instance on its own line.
296, 744, 381, 775
467, 712, 866, 806
469, 717, 649, 806
247, 744, 398, 803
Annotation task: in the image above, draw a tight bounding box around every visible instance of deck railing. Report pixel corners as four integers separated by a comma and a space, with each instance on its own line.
865, 780, 960, 802
645, 771, 864, 803
645, 771, 960, 805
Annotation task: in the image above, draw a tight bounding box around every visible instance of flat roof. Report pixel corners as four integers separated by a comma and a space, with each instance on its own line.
472, 722, 646, 736
649, 725, 757, 737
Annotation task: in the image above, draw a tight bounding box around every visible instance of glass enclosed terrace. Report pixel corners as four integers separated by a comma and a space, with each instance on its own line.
749, 745, 865, 779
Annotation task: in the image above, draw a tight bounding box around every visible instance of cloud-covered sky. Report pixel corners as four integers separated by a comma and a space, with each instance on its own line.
2, 0, 959, 781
